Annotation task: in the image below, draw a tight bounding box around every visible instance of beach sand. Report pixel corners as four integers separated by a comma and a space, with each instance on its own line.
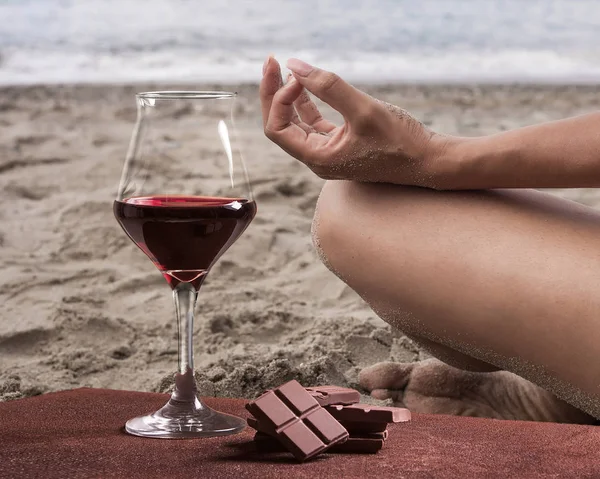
1, 83, 600, 403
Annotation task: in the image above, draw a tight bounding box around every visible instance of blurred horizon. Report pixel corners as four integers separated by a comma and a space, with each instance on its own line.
1, 0, 600, 85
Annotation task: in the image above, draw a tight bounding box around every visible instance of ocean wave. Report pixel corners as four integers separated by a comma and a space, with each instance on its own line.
1, 0, 599, 85
1, 48, 599, 85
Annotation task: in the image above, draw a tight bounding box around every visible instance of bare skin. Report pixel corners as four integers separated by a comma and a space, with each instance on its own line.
360, 359, 593, 423
260, 56, 600, 423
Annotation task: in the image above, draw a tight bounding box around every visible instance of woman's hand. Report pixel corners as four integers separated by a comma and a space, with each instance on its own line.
260, 57, 458, 188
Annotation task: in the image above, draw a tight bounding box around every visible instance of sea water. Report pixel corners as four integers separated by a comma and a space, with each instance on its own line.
1, 0, 599, 85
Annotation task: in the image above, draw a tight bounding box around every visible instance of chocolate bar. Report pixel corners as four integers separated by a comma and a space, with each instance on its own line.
245, 380, 349, 461
340, 420, 388, 434
249, 416, 388, 455
253, 432, 385, 454
247, 417, 387, 441
360, 430, 388, 441
305, 386, 361, 406
331, 436, 384, 454
325, 404, 411, 423
246, 416, 268, 433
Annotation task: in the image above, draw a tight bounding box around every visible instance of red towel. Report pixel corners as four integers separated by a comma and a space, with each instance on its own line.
1, 388, 599, 478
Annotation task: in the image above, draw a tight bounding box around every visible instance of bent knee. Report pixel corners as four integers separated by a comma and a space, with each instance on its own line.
312, 180, 386, 278
312, 181, 352, 276
312, 180, 437, 286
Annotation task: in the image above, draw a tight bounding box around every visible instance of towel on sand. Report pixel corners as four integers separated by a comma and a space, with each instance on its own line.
1, 388, 599, 478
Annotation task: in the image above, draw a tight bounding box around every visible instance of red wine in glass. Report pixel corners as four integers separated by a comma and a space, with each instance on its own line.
114, 196, 257, 290
113, 91, 255, 438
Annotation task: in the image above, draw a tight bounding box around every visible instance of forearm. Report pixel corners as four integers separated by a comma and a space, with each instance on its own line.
439, 112, 600, 190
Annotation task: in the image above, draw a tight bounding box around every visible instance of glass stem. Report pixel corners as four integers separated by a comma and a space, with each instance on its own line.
171, 282, 199, 403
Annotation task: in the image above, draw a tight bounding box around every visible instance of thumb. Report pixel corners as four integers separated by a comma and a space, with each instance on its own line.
286, 58, 371, 120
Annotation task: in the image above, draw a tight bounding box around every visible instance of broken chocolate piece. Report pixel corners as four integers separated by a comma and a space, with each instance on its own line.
253, 431, 385, 454
331, 436, 384, 454
305, 386, 361, 406
248, 416, 387, 442
245, 380, 348, 461
325, 404, 411, 423
339, 420, 388, 434
356, 430, 388, 441
247, 416, 262, 431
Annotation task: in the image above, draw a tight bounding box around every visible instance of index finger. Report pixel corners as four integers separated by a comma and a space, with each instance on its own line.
265, 77, 330, 160
260, 58, 311, 133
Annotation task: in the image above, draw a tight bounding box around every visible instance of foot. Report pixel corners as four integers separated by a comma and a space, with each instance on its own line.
359, 359, 595, 424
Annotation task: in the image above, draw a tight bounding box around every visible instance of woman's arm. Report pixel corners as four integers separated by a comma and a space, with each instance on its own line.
439, 112, 600, 190
261, 57, 600, 190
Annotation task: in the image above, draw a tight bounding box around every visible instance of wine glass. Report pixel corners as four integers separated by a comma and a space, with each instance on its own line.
113, 91, 256, 438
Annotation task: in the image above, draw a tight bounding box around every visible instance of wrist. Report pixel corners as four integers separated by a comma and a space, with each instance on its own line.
423, 133, 470, 190
442, 133, 522, 190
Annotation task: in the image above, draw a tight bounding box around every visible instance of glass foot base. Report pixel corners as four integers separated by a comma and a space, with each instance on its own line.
125, 396, 246, 438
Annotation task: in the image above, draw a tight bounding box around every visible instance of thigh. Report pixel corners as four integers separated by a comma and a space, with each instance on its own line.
314, 182, 600, 417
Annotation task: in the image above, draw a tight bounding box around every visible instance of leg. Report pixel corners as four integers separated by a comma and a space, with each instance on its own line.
313, 181, 600, 420
404, 334, 499, 373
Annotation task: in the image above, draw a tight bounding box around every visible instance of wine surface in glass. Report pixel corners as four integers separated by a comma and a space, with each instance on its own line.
113, 195, 257, 289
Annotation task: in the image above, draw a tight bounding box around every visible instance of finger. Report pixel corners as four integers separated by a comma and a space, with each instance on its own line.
294, 88, 336, 133
266, 76, 305, 134
284, 74, 314, 134
286, 58, 372, 121
260, 56, 311, 133
260, 55, 282, 129
265, 78, 330, 159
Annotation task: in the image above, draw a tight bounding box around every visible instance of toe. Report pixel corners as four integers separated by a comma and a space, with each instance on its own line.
359, 361, 414, 392
370, 388, 406, 406
370, 388, 392, 400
